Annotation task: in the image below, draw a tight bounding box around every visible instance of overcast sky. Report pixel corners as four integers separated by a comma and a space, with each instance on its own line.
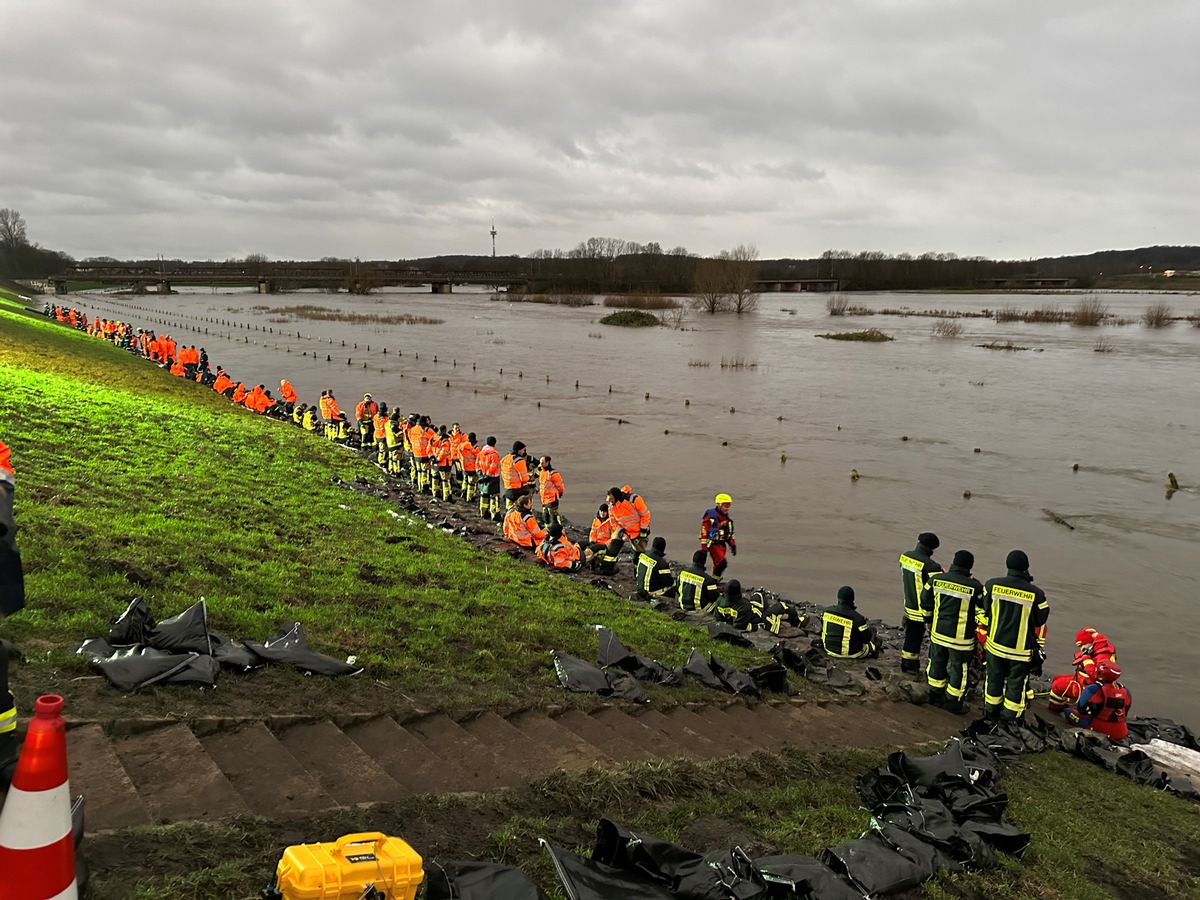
1, 1, 1195, 262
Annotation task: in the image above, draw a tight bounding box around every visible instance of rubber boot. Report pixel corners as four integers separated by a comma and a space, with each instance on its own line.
928, 687, 946, 708
900, 659, 920, 676
944, 698, 969, 715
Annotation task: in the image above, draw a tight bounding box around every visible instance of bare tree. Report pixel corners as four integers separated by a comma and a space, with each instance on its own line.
0, 208, 28, 273
692, 258, 731, 313
720, 243, 760, 314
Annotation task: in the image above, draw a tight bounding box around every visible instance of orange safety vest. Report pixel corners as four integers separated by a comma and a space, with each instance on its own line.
476, 445, 500, 477
326, 396, 342, 420
623, 485, 651, 530
0, 440, 14, 483
538, 537, 581, 569
500, 453, 530, 491
213, 374, 233, 394
170, 359, 185, 377
539, 469, 565, 505
356, 399, 378, 422
458, 442, 477, 472
374, 413, 388, 440
609, 499, 641, 538
280, 381, 297, 403
504, 509, 545, 548
590, 514, 616, 545
409, 423, 428, 458
231, 383, 247, 404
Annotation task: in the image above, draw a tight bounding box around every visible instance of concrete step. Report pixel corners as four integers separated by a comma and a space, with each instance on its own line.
659, 707, 736, 759
647, 708, 723, 759
719, 704, 795, 750
198, 721, 336, 817
275, 720, 409, 806
551, 709, 657, 763
113, 723, 248, 824
403, 713, 515, 791
503, 711, 615, 774
341, 716, 462, 795
586, 707, 679, 760
684, 706, 762, 755
66, 724, 151, 831
459, 711, 539, 786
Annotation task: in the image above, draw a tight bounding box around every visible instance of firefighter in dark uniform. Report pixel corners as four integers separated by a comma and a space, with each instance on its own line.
636, 537, 676, 600
899, 532, 942, 675
1, 441, 26, 789
716, 580, 799, 634
821, 586, 879, 658
981, 549, 1049, 719
677, 549, 723, 612
921, 549, 984, 714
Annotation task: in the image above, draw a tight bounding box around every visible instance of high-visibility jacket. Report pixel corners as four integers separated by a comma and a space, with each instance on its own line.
589, 514, 616, 545
921, 566, 985, 651
374, 412, 388, 440
622, 486, 651, 531
356, 399, 378, 423
636, 550, 674, 596
476, 445, 500, 477
231, 383, 247, 404
0, 441, 13, 486
900, 544, 942, 623
504, 509, 545, 548
280, 380, 297, 403
409, 423, 429, 458
170, 359, 185, 377
292, 408, 304, 426
245, 386, 264, 409
500, 453, 531, 491
537, 536, 581, 570
821, 602, 876, 658
539, 468, 565, 505
213, 374, 233, 394
609, 499, 641, 539
448, 431, 466, 462
326, 396, 342, 421
302, 409, 318, 431
982, 572, 1049, 662
433, 437, 452, 467
677, 565, 721, 611
458, 442, 477, 472
386, 419, 403, 448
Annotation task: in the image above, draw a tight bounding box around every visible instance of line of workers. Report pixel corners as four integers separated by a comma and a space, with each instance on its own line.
58, 304, 1129, 739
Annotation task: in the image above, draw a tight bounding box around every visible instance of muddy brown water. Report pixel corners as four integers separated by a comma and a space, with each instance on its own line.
79, 288, 1200, 724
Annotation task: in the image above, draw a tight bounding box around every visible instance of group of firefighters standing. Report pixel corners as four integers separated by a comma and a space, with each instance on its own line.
50, 302, 1130, 740
818, 530, 1130, 737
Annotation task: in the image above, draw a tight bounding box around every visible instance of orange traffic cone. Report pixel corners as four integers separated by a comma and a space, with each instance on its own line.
0, 695, 77, 900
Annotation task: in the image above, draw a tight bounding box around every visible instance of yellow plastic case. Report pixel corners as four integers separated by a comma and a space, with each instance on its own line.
274, 831, 424, 900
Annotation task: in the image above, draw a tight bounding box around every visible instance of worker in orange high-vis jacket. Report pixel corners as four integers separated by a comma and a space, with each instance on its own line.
356, 393, 379, 452
538, 456, 565, 526
537, 524, 583, 571
500, 441, 533, 512
372, 403, 390, 468
504, 495, 546, 549
605, 486, 642, 566
621, 484, 652, 552
476, 436, 502, 520
279, 379, 298, 415
324, 391, 343, 440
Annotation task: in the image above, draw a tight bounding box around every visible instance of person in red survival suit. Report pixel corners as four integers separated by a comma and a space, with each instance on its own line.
1048, 627, 1118, 711
1064, 660, 1131, 741
700, 493, 736, 578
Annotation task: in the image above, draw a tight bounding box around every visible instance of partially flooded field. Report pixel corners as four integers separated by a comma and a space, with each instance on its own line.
79, 287, 1200, 723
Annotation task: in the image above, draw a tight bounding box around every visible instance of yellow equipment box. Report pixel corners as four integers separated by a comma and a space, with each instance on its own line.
273, 831, 424, 900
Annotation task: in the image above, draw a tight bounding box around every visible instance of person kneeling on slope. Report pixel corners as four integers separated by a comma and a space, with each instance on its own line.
716, 580, 800, 634
677, 549, 722, 612
537, 523, 582, 571
503, 494, 546, 550
636, 536, 676, 600
821, 586, 880, 659
585, 503, 620, 575
1064, 660, 1131, 741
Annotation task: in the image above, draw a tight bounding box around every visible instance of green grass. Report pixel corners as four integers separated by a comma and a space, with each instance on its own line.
599, 309, 660, 327
0, 307, 766, 711
81, 747, 1200, 899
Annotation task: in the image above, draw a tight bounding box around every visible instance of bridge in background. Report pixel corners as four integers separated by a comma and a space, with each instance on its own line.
54, 263, 527, 295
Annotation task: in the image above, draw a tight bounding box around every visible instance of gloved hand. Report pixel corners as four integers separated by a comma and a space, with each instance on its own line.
1030, 647, 1046, 677
730, 544, 737, 556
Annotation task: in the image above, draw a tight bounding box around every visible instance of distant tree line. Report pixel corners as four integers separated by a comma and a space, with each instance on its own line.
0, 209, 75, 279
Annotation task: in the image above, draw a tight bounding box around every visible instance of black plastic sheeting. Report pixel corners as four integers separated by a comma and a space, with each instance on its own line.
1060, 728, 1200, 803
77, 598, 362, 690
1126, 716, 1200, 752
596, 627, 684, 687
683, 651, 760, 697
553, 650, 648, 703
425, 860, 550, 900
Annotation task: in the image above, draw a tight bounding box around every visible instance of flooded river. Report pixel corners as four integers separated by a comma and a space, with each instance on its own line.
79, 287, 1200, 723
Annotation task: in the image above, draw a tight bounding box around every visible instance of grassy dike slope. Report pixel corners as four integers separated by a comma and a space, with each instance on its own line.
3, 294, 1200, 899
0, 298, 760, 713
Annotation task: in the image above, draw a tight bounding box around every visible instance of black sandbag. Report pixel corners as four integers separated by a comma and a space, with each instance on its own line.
164, 653, 221, 687
707, 623, 755, 647
821, 833, 928, 895
76, 637, 115, 665
684, 649, 725, 690
961, 714, 1056, 759
1126, 716, 1200, 752
210, 631, 265, 671
889, 741, 997, 791
876, 799, 996, 870
855, 766, 908, 810
1166, 776, 1200, 802
1114, 749, 1169, 789
542, 841, 675, 900
243, 621, 362, 676
958, 818, 1030, 859
936, 781, 1010, 823
425, 859, 550, 900
748, 662, 789, 694
109, 597, 155, 646
872, 822, 959, 875
710, 655, 760, 697
90, 646, 204, 692
147, 599, 212, 655
753, 854, 862, 900
552, 651, 648, 702
596, 628, 683, 686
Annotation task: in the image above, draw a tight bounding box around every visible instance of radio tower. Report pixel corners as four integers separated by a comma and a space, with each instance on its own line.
490, 219, 497, 257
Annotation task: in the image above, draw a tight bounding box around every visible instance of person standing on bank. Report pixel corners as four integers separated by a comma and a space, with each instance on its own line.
1, 440, 26, 789
922, 550, 985, 714
981, 550, 1049, 720
700, 493, 737, 578
899, 532, 943, 675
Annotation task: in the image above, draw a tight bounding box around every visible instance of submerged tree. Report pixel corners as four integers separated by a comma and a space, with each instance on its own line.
721, 244, 760, 314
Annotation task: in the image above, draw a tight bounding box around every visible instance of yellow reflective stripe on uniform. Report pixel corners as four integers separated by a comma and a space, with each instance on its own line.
823, 613, 855, 656
899, 554, 924, 573
0, 703, 15, 735
991, 585, 1036, 604
679, 571, 703, 586
984, 638, 1032, 661
931, 580, 975, 646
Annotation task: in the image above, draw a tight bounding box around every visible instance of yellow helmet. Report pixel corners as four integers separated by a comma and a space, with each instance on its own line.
715, 493, 732, 504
